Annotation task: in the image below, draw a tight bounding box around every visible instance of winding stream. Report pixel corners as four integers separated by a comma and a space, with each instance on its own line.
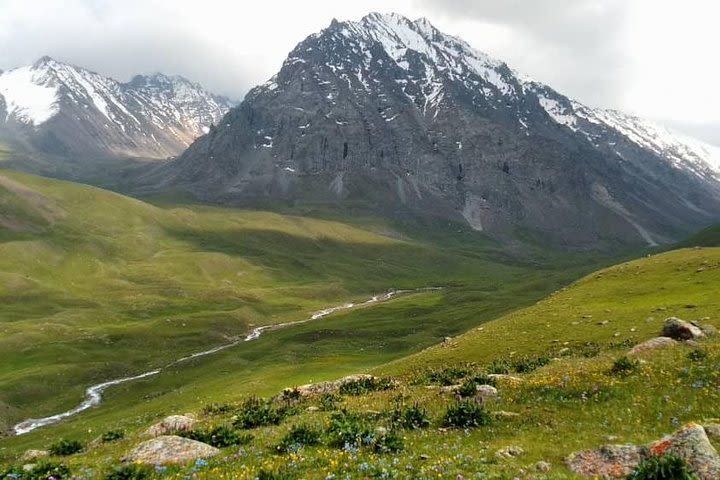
13, 288, 440, 435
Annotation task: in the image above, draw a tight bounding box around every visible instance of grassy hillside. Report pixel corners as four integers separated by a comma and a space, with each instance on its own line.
1, 245, 717, 478
0, 169, 600, 442
675, 223, 720, 248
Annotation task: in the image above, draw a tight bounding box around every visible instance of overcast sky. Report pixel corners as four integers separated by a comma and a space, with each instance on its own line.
1, 0, 718, 145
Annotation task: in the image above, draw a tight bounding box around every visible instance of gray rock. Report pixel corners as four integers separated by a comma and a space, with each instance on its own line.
20, 449, 49, 462
662, 317, 705, 340
495, 445, 524, 459
648, 423, 720, 480
145, 415, 197, 437
127, 435, 219, 465
475, 384, 498, 400
628, 337, 678, 355
566, 444, 645, 478
534, 461, 552, 472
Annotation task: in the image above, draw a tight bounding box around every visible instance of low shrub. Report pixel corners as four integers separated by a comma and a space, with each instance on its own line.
609, 356, 640, 376
627, 454, 697, 480
49, 438, 84, 456
511, 355, 551, 373
233, 397, 288, 429
373, 430, 404, 454
104, 464, 153, 480
338, 377, 395, 396
391, 403, 430, 430
101, 429, 125, 443
318, 392, 341, 411
687, 349, 708, 362
276, 424, 322, 453
326, 411, 373, 448
180, 425, 253, 447
2, 461, 71, 480
442, 400, 492, 428
487, 359, 511, 375
202, 402, 235, 415
423, 366, 470, 386
257, 468, 297, 480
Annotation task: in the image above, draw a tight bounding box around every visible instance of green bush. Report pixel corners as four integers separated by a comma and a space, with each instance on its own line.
49, 438, 84, 456
627, 454, 697, 480
338, 377, 395, 396
232, 397, 288, 429
487, 359, 511, 375
101, 429, 125, 443
326, 411, 373, 448
373, 430, 404, 454
276, 424, 322, 453
180, 425, 253, 447
442, 400, 492, 428
104, 464, 153, 480
318, 392, 341, 411
511, 355, 551, 373
202, 402, 235, 415
257, 468, 297, 480
392, 403, 430, 430
610, 356, 640, 376
422, 366, 470, 386
280, 388, 302, 404
2, 461, 71, 480
687, 349, 708, 362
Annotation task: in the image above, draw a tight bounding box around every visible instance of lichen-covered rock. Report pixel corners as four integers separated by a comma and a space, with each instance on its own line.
566, 444, 645, 478
662, 317, 705, 340
20, 449, 49, 462
127, 435, 219, 465
628, 337, 678, 355
144, 415, 197, 437
648, 423, 720, 480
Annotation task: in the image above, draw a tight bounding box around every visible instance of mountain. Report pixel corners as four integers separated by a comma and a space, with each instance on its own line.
0, 57, 234, 161
158, 13, 720, 248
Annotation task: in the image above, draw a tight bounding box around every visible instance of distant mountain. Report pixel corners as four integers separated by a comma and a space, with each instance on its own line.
158, 13, 720, 247
0, 57, 234, 160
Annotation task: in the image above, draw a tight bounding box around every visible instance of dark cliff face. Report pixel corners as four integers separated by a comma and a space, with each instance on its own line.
165, 13, 720, 247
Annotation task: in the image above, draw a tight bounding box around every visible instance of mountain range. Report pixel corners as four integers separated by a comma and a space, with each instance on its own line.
154, 13, 720, 247
0, 57, 234, 161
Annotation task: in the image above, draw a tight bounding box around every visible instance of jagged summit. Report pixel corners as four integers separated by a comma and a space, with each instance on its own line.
162, 12, 720, 247
0, 57, 234, 159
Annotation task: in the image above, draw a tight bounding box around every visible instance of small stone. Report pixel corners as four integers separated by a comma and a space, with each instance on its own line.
493, 411, 521, 419
375, 426, 388, 436
598, 320, 609, 326
420, 454, 430, 460
306, 406, 320, 412
495, 446, 524, 459
20, 450, 49, 462
604, 435, 619, 442
534, 461, 551, 472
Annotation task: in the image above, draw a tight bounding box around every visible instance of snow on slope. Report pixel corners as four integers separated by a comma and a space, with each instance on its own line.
0, 66, 59, 125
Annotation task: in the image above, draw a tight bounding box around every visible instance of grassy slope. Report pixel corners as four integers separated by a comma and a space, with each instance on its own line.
0, 169, 599, 443
674, 223, 720, 248
1, 246, 717, 478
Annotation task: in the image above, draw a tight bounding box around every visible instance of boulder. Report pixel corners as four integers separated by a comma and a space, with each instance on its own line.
126, 435, 219, 465
145, 415, 197, 437
662, 317, 704, 340
566, 444, 645, 479
487, 374, 523, 384
648, 423, 720, 480
475, 385, 498, 400
534, 461, 552, 473
703, 423, 720, 439
20, 449, 49, 462
694, 322, 717, 337
567, 423, 720, 479
628, 337, 678, 355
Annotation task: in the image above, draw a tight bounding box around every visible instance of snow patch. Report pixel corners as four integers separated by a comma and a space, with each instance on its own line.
0, 67, 59, 125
